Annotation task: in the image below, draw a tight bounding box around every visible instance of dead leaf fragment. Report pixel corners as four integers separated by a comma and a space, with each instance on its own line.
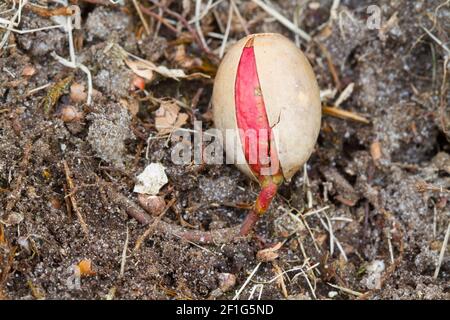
173, 45, 202, 70
77, 259, 96, 276
0, 212, 24, 226
125, 59, 155, 82
154, 101, 188, 135
370, 141, 382, 161
124, 57, 209, 84
22, 65, 36, 77
120, 98, 139, 116
256, 242, 283, 262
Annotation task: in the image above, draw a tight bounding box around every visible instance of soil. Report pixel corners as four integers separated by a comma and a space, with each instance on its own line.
0, 0, 449, 300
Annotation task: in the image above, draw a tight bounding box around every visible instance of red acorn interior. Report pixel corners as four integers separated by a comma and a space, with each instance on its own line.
234, 37, 284, 236
235, 38, 278, 177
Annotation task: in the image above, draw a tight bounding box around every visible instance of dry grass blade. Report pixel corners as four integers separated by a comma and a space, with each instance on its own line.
334, 83, 355, 107
119, 225, 129, 278
251, 0, 311, 42
323, 106, 370, 124
327, 282, 363, 297
433, 222, 450, 279
218, 2, 233, 58
420, 25, 450, 55
233, 262, 262, 300
272, 262, 288, 298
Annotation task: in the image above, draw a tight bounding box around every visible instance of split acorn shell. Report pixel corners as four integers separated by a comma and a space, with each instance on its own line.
212, 33, 321, 182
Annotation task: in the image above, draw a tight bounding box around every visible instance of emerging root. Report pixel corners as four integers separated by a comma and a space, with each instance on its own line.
239, 173, 283, 236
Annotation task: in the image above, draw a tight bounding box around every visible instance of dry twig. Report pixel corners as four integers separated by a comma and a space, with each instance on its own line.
105, 185, 245, 245
63, 160, 89, 236
134, 198, 176, 251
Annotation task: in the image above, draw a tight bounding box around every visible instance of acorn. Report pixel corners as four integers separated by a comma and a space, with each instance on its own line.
212, 33, 321, 235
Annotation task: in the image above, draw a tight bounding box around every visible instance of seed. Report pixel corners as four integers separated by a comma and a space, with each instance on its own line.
212, 33, 321, 235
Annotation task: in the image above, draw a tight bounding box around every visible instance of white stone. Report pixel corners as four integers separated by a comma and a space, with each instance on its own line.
133, 163, 168, 195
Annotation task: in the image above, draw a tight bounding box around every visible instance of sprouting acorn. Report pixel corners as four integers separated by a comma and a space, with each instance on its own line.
212, 33, 321, 235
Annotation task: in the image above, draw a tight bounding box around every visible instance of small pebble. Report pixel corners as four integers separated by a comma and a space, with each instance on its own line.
218, 273, 236, 292
60, 105, 83, 122
328, 291, 338, 298
138, 194, 166, 216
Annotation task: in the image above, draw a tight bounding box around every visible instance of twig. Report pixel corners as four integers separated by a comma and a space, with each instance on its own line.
334, 83, 354, 107
439, 57, 449, 137
26, 4, 74, 17
106, 186, 245, 245
387, 230, 394, 264
230, 0, 249, 35
172, 233, 216, 255
302, 206, 330, 218
433, 205, 437, 239
132, 0, 150, 35
63, 183, 72, 219
78, 0, 114, 5
433, 222, 450, 279
359, 216, 405, 300
318, 43, 341, 89
63, 160, 89, 236
148, 0, 218, 63
324, 212, 334, 256
188, 0, 225, 24
291, 262, 319, 299
0, 24, 64, 34
139, 4, 178, 34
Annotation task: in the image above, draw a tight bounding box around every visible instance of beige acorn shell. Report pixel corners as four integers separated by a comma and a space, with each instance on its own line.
212, 33, 321, 182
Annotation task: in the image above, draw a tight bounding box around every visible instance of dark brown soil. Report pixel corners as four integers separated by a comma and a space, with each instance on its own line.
0, 0, 449, 300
